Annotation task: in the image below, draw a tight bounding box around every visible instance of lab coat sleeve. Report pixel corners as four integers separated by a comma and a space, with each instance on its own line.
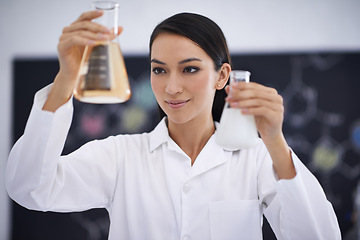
5, 85, 117, 212
257, 145, 341, 240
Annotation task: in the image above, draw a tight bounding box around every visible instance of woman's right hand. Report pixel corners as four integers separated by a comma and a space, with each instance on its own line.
57, 10, 115, 84
43, 11, 122, 112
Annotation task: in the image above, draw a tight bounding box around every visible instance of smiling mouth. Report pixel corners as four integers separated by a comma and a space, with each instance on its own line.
165, 99, 190, 109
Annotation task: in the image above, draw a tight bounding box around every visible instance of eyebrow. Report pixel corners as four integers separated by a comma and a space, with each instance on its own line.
150, 57, 202, 65
179, 58, 201, 64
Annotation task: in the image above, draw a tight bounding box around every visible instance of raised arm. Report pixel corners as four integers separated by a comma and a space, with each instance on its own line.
6, 10, 121, 211
43, 10, 121, 112
227, 81, 341, 238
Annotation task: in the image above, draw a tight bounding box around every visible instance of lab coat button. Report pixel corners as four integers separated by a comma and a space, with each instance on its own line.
182, 235, 191, 240
183, 183, 190, 193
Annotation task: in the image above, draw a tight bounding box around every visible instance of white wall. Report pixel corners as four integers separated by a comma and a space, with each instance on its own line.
1, 0, 360, 239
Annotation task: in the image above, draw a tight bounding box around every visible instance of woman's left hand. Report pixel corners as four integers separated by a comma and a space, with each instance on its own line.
225, 81, 296, 179
225, 81, 284, 144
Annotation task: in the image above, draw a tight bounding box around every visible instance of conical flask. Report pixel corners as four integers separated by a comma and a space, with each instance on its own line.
74, 1, 131, 104
216, 70, 259, 149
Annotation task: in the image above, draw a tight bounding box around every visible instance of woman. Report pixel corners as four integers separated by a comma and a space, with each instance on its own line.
6, 11, 341, 239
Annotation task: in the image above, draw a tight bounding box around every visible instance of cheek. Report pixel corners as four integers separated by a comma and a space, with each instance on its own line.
151, 77, 163, 101
150, 78, 157, 95
192, 72, 216, 94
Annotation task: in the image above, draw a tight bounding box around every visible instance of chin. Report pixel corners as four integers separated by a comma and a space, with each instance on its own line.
166, 113, 194, 126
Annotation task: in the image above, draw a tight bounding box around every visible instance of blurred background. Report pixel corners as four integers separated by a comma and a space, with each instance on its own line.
1, 0, 360, 239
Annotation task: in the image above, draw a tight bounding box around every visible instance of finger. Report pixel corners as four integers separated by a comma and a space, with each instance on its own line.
229, 83, 283, 104
242, 106, 284, 124
63, 21, 110, 35
231, 81, 276, 96
115, 26, 124, 35
230, 81, 263, 89
59, 27, 123, 49
229, 97, 284, 114
60, 30, 110, 44
58, 35, 95, 51
109, 26, 124, 39
76, 10, 104, 21
246, 88, 283, 104
225, 85, 230, 94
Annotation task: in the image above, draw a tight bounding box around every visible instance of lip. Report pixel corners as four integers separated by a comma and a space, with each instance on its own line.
165, 99, 190, 109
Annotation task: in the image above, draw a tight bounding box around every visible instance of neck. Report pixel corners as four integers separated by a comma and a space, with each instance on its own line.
167, 116, 215, 165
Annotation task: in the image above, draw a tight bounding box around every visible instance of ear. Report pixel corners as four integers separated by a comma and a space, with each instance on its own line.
215, 63, 231, 90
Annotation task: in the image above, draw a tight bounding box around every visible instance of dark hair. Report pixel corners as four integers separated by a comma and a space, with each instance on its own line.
149, 12, 232, 122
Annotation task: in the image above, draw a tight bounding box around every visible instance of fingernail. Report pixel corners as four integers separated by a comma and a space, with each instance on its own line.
241, 108, 249, 114
97, 33, 109, 40
226, 96, 233, 102
87, 40, 95, 45
230, 102, 239, 108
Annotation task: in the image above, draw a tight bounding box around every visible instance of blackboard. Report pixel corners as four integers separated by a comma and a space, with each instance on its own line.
11, 52, 360, 239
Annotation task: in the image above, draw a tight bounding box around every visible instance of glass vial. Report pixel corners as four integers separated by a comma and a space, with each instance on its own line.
73, 1, 131, 104
216, 70, 259, 149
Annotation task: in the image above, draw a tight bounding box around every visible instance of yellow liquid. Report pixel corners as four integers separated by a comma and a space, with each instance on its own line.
74, 42, 131, 104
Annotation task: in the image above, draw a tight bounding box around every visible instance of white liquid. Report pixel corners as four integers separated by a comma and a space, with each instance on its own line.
216, 106, 259, 149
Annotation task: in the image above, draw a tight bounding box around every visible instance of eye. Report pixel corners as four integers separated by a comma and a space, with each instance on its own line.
152, 67, 166, 74
183, 66, 199, 73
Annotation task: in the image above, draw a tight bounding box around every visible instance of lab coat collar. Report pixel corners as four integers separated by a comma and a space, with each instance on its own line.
149, 118, 240, 152
149, 118, 234, 176
149, 117, 169, 152
189, 131, 233, 177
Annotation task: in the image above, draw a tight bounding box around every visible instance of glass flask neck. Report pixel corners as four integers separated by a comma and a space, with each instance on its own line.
91, 1, 119, 38
230, 70, 251, 83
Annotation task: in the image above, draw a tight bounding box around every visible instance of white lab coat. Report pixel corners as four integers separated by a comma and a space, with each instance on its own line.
6, 85, 341, 240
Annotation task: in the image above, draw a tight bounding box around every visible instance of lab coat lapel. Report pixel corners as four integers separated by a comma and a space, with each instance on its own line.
189, 134, 233, 178
150, 119, 234, 178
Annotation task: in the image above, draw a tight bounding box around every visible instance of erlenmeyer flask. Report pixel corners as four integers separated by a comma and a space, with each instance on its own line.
216, 70, 259, 149
74, 1, 131, 104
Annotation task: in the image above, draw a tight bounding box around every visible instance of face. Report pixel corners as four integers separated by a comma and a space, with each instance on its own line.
150, 33, 220, 125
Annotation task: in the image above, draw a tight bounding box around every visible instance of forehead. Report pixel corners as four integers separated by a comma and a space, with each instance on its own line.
150, 33, 209, 61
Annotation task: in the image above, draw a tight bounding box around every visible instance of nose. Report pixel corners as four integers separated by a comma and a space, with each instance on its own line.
165, 72, 182, 95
